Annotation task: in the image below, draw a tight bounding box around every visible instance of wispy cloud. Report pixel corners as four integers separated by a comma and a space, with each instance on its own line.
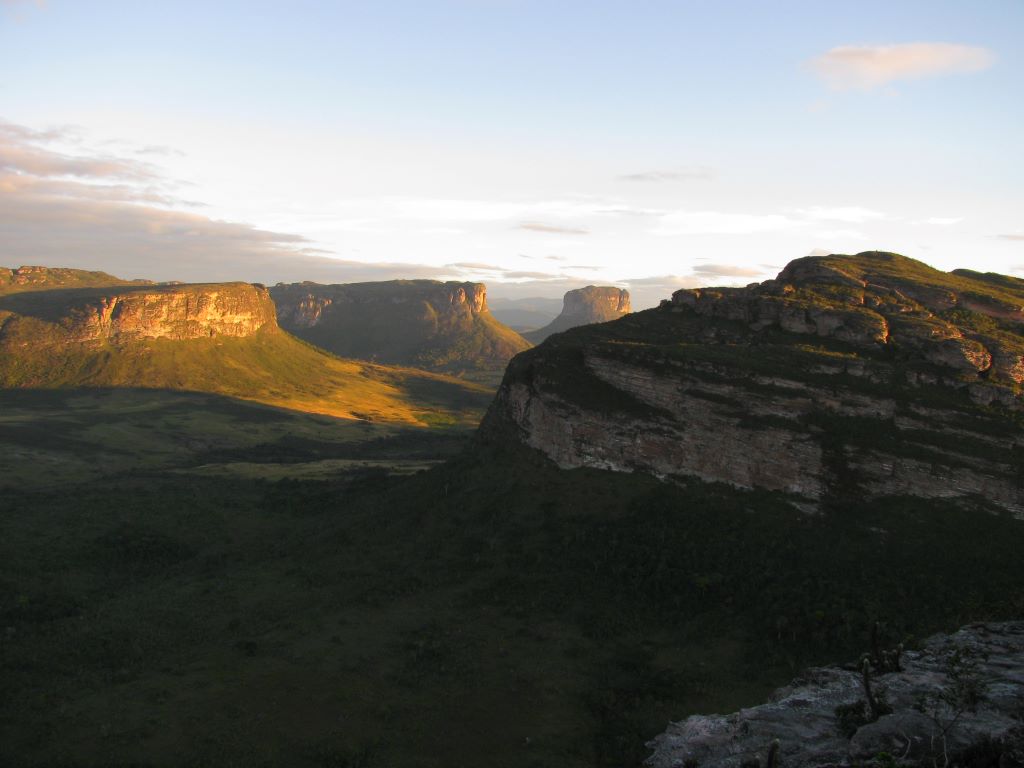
617, 167, 713, 182
808, 42, 994, 91
999, 234, 1024, 241
794, 205, 888, 223
446, 261, 502, 271
0, 117, 328, 282
518, 221, 589, 235
652, 211, 797, 236
925, 217, 963, 226
691, 264, 764, 278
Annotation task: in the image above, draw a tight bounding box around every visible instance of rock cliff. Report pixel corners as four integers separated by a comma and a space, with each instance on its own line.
270, 279, 530, 375
647, 621, 1024, 768
0, 281, 275, 347
481, 252, 1024, 516
523, 285, 631, 343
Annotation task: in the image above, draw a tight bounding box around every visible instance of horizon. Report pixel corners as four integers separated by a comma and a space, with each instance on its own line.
2, 1, 1022, 308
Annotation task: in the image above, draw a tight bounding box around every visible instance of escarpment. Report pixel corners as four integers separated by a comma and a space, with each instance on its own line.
481, 252, 1024, 516
524, 285, 631, 343
0, 281, 276, 348
270, 279, 530, 375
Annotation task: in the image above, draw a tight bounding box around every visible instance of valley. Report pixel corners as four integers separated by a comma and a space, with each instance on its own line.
2, 253, 1022, 767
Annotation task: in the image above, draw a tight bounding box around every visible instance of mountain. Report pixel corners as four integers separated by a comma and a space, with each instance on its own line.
0, 272, 490, 425
271, 279, 531, 378
523, 285, 631, 343
0, 265, 152, 293
488, 295, 565, 332
483, 252, 1024, 515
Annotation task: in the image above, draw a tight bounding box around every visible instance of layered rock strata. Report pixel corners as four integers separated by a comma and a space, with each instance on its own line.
524, 285, 631, 342
482, 253, 1024, 516
647, 621, 1024, 768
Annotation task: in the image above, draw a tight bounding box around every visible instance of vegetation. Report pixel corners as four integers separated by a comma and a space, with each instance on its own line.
2, 426, 1022, 767
0, 323, 491, 426
271, 280, 531, 379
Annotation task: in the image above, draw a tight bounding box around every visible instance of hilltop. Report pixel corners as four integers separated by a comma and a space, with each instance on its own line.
0, 265, 152, 293
485, 251, 1024, 514
523, 285, 631, 343
271, 279, 531, 379
0, 271, 490, 425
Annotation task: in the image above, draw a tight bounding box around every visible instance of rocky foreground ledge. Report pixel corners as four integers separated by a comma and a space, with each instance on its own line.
647, 622, 1024, 768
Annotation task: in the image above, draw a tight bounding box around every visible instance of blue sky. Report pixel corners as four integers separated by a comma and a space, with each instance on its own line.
1, 0, 1021, 306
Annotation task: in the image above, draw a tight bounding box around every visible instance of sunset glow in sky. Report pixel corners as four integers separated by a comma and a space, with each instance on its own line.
2, 0, 1022, 307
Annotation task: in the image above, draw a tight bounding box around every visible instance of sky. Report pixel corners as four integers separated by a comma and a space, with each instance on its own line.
1, 0, 1022, 308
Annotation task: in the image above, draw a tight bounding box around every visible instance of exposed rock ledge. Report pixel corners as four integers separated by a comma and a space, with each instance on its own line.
647, 621, 1024, 768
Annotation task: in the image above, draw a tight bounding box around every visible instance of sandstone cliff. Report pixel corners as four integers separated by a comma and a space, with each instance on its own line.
481, 252, 1024, 516
523, 285, 631, 343
647, 621, 1024, 768
270, 279, 530, 375
0, 281, 275, 348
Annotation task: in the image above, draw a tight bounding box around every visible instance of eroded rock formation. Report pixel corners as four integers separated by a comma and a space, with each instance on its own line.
270, 279, 529, 374
647, 621, 1024, 768
481, 252, 1024, 516
0, 282, 276, 347
524, 285, 631, 343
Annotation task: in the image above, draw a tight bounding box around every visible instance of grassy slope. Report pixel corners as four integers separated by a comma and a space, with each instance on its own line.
0, 325, 491, 426
0, 388, 473, 488
0, 266, 145, 294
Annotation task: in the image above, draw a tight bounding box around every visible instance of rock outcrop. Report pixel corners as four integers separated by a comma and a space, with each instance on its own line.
0, 282, 275, 347
271, 279, 530, 375
647, 621, 1024, 768
481, 252, 1024, 516
523, 285, 631, 343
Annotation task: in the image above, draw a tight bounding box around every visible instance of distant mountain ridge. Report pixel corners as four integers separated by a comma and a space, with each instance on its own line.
0, 265, 152, 294
523, 285, 631, 343
0, 268, 490, 425
489, 296, 565, 332
482, 251, 1024, 515
271, 279, 530, 376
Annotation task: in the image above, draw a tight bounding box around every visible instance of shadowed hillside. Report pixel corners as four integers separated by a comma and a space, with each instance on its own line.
271, 279, 531, 379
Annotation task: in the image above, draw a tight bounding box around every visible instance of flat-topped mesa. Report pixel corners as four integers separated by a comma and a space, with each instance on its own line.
270, 279, 528, 375
0, 282, 277, 347
273, 280, 489, 330
524, 286, 631, 343
481, 252, 1024, 517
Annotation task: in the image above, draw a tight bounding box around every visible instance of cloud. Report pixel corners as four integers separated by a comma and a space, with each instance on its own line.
691, 264, 764, 278
518, 221, 589, 235
446, 261, 503, 271
652, 211, 797, 236
925, 217, 963, 226
0, 117, 332, 283
794, 205, 887, 223
808, 42, 994, 90
500, 270, 566, 280
617, 167, 713, 182
999, 234, 1024, 241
